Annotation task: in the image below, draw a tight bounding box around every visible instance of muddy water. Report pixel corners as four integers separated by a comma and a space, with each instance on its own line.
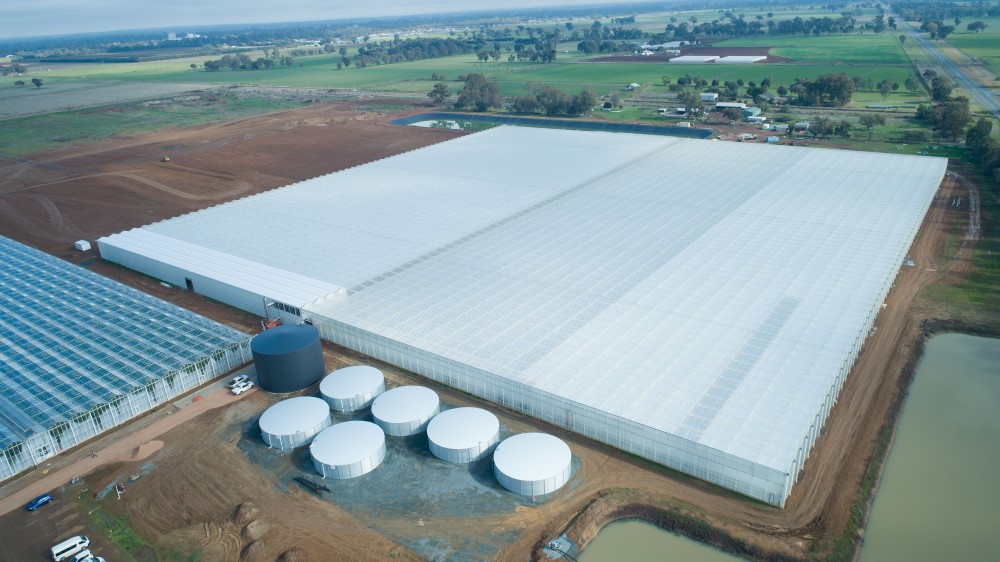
861, 333, 1000, 562
578, 520, 739, 561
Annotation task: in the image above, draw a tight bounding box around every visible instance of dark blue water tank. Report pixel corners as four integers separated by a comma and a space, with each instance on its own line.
251, 324, 324, 393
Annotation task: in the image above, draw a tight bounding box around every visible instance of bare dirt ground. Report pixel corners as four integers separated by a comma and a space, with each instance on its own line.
0, 100, 985, 561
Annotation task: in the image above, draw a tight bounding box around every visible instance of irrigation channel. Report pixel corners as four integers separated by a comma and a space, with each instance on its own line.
390, 112, 714, 139
576, 333, 999, 561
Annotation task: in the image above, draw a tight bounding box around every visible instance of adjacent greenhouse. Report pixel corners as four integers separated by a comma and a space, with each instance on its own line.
259, 396, 332, 450
0, 236, 251, 481
97, 127, 948, 506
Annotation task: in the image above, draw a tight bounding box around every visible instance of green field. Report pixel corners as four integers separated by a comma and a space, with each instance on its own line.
0, 95, 305, 156
944, 19, 1000, 73
718, 33, 909, 64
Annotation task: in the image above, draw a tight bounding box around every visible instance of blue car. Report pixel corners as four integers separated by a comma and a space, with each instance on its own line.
25, 493, 52, 511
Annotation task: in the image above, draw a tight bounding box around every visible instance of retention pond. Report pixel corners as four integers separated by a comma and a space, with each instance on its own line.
860, 333, 1000, 561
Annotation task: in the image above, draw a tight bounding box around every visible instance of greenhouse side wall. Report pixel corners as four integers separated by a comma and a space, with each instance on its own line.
309, 314, 791, 506
0, 339, 251, 481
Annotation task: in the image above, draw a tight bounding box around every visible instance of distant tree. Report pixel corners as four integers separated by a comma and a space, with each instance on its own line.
931, 76, 952, 101
190, 63, 197, 70
661, 75, 671, 86
936, 98, 971, 141
859, 113, 886, 140
336, 62, 343, 70
14, 80, 25, 87
571, 88, 597, 114
835, 120, 853, 138
878, 79, 894, 100
904, 76, 920, 93
899, 35, 906, 45
31, 78, 42, 88
809, 117, 835, 137
428, 83, 451, 106
678, 91, 704, 115
966, 21, 987, 33
722, 107, 742, 122
776, 85, 788, 96
454, 73, 501, 111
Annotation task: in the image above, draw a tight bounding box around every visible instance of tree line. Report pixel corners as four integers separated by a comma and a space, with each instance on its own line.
429, 74, 594, 116
202, 52, 293, 71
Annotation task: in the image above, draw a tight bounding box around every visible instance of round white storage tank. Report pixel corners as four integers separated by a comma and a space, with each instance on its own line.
494, 433, 572, 496
427, 407, 500, 463
259, 396, 332, 450
310, 421, 386, 479
370, 386, 440, 436
319, 366, 386, 412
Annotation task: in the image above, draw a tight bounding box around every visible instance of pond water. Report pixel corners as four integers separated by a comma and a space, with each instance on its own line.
860, 333, 1000, 562
578, 520, 739, 562
578, 333, 1000, 562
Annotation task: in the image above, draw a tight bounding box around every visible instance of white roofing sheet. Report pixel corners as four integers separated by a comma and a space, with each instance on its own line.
716, 55, 767, 64
427, 407, 500, 450
130, 126, 946, 473
259, 396, 329, 435
320, 366, 384, 398
670, 55, 719, 63
98, 229, 342, 308
310, 421, 384, 465
494, 433, 571, 481
370, 386, 439, 424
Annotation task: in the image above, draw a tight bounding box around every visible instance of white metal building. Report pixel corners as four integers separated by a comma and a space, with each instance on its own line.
310, 421, 386, 479
259, 396, 332, 450
716, 55, 767, 64
319, 366, 385, 412
370, 386, 440, 436
427, 407, 500, 463
97, 127, 947, 506
494, 433, 572, 496
669, 55, 719, 63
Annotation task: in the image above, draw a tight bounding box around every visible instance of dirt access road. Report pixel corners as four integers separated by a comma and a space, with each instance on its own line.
0, 100, 977, 561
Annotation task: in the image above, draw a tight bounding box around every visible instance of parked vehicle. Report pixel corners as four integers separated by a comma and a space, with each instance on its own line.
50, 536, 90, 561
25, 493, 52, 511
68, 549, 93, 562
227, 374, 249, 388
231, 380, 254, 395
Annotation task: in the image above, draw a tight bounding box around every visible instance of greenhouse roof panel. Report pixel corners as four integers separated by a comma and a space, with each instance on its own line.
113, 127, 946, 474
0, 236, 249, 449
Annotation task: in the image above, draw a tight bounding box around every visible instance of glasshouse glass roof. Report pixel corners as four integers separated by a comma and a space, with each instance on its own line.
0, 236, 249, 449
104, 127, 947, 473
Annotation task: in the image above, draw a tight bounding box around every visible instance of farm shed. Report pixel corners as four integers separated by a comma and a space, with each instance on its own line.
0, 236, 250, 481
700, 92, 719, 102
99, 126, 947, 506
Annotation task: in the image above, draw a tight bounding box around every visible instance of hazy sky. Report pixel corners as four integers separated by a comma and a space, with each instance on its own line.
3, 0, 625, 40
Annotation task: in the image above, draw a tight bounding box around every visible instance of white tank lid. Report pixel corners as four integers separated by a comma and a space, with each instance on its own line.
493, 433, 571, 481
311, 421, 385, 466
320, 366, 384, 398
427, 407, 499, 450
259, 396, 329, 435
370, 386, 439, 424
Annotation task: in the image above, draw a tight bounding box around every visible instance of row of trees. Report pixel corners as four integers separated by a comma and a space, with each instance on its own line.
0, 63, 28, 76
966, 118, 1000, 184
430, 75, 595, 116
202, 53, 293, 71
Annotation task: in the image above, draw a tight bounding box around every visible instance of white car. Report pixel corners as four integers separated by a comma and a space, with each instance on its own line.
231, 380, 254, 395
68, 550, 93, 562
227, 374, 250, 388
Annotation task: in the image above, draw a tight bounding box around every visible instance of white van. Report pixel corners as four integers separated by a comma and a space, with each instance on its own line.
50, 536, 90, 561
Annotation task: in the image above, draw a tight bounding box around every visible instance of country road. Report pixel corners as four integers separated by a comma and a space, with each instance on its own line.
896, 11, 1000, 116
